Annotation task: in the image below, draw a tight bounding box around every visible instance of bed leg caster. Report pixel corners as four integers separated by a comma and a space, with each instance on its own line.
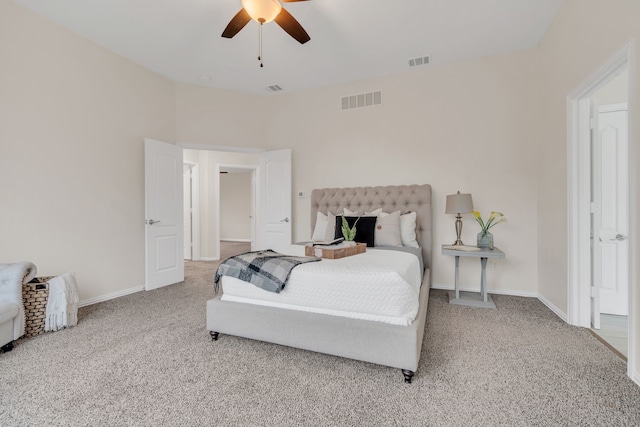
401, 369, 414, 384
209, 331, 219, 341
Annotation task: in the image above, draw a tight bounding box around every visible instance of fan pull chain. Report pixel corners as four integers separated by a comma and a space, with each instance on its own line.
258, 23, 264, 68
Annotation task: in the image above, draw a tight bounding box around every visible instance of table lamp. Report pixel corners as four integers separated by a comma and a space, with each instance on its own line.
445, 191, 474, 246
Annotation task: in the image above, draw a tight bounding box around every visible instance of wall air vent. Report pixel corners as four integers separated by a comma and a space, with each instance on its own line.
408, 56, 430, 67
341, 91, 382, 111
266, 84, 283, 92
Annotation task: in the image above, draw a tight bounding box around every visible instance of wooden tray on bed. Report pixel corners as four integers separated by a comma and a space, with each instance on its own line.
304, 242, 366, 259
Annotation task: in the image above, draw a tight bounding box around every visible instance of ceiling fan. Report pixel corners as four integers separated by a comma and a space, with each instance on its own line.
222, 0, 311, 45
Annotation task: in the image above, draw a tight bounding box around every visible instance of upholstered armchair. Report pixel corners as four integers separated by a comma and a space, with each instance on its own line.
0, 262, 37, 352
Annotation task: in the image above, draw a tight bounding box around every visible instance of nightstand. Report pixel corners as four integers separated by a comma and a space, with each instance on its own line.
441, 245, 505, 309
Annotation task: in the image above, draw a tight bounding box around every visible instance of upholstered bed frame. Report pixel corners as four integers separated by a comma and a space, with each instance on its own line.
206, 184, 432, 383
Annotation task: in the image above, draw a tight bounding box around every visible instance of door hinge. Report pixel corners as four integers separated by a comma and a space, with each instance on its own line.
590, 286, 600, 298
590, 117, 595, 129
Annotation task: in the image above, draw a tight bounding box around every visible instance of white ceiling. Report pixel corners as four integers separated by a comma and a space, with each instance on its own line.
12, 0, 564, 95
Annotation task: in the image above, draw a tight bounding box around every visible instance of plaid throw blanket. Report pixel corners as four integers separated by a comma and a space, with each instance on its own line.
214, 250, 321, 294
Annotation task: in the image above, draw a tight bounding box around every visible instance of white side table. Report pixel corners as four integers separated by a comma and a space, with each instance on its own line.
441, 245, 506, 309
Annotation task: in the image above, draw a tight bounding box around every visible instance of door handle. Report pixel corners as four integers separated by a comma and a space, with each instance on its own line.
610, 233, 627, 241
280, 217, 289, 223
147, 219, 161, 225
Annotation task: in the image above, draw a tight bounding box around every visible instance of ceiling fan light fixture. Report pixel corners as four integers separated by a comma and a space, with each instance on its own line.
241, 0, 282, 24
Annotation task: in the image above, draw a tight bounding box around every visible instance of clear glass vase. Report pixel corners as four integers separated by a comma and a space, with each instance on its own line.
477, 231, 494, 250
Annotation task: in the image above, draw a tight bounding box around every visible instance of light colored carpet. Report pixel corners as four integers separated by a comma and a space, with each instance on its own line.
1, 248, 640, 426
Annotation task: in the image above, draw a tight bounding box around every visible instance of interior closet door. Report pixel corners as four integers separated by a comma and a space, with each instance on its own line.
258, 149, 292, 249
593, 105, 629, 317
144, 138, 184, 290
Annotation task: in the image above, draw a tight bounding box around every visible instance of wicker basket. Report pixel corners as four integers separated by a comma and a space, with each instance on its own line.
22, 276, 53, 338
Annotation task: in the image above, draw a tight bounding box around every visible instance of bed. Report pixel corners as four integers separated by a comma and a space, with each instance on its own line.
206, 184, 432, 383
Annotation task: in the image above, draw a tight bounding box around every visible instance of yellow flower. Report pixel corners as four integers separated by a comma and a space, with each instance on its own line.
474, 210, 507, 233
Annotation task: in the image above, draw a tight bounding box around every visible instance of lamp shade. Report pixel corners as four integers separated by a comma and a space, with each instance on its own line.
242, 0, 282, 23
445, 192, 474, 214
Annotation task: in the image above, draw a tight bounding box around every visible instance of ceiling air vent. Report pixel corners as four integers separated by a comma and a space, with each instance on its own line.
341, 91, 382, 111
408, 56, 430, 67
266, 84, 283, 92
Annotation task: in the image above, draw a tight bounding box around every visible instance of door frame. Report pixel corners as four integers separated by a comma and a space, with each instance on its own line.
183, 161, 201, 260
566, 39, 636, 379
215, 164, 258, 259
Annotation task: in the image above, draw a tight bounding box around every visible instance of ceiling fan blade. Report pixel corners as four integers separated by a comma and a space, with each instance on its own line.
221, 8, 251, 39
274, 8, 310, 44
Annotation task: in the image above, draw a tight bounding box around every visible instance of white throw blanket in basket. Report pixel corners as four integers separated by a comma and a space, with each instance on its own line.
45, 272, 79, 332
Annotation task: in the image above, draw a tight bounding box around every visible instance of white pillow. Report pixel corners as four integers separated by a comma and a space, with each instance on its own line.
325, 212, 337, 241
311, 211, 328, 241
311, 211, 338, 241
399, 211, 419, 248
375, 210, 402, 247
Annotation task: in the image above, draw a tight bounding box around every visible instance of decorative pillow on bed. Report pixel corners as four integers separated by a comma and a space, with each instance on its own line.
325, 212, 336, 241
375, 210, 403, 247
399, 211, 419, 248
334, 215, 377, 247
311, 211, 328, 241
311, 212, 337, 242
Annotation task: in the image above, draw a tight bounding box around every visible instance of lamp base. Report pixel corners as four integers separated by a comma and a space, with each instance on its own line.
452, 215, 465, 246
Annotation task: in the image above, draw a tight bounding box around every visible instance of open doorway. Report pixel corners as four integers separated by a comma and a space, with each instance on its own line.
182, 147, 261, 261
181, 145, 292, 260
567, 40, 635, 377
217, 165, 257, 257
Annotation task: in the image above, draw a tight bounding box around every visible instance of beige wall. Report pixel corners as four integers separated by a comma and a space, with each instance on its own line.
536, 0, 639, 378
594, 70, 629, 106
175, 83, 268, 148
220, 173, 252, 241
257, 51, 541, 294
176, 53, 542, 294
0, 1, 176, 302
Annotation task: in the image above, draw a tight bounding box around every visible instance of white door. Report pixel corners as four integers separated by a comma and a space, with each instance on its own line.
257, 149, 292, 249
145, 138, 184, 290
592, 105, 629, 322
183, 164, 192, 260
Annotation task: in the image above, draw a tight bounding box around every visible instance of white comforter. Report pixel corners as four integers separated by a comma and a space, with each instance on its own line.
220, 245, 423, 325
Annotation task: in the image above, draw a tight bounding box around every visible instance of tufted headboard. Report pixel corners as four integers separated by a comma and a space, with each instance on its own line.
310, 185, 432, 270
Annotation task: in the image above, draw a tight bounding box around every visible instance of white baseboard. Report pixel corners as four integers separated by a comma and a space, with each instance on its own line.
221, 238, 251, 243
430, 283, 538, 298
79, 285, 144, 308
536, 293, 568, 323
430, 283, 568, 322
633, 370, 640, 387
